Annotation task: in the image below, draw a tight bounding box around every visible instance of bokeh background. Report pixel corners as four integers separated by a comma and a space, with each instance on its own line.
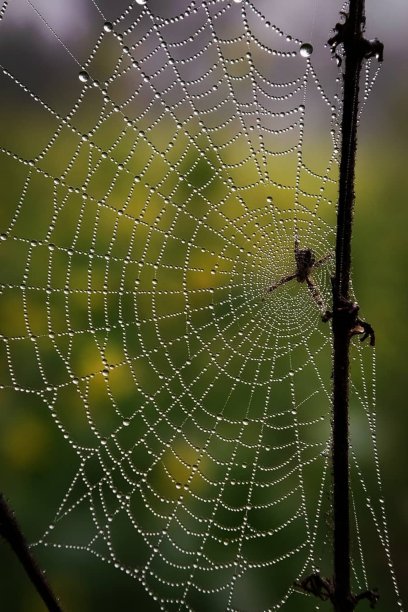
0, 0, 407, 610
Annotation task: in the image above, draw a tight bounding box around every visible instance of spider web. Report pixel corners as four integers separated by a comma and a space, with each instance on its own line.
0, 0, 402, 610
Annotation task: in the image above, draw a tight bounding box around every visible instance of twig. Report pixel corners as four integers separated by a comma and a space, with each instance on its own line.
332, 1, 366, 610
330, 0, 381, 610
297, 1, 382, 609
0, 493, 62, 611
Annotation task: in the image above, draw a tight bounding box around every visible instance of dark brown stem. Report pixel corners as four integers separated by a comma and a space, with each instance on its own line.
290, 2, 381, 608
332, 1, 365, 610
0, 493, 62, 611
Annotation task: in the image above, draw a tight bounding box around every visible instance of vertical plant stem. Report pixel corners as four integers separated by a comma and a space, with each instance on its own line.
332, 0, 365, 610
0, 493, 62, 611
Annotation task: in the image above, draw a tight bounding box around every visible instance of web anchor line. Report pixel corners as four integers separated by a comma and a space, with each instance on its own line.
297, 2, 382, 611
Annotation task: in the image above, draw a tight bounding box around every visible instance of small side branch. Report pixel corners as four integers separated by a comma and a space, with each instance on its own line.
294, 574, 379, 609
0, 493, 62, 611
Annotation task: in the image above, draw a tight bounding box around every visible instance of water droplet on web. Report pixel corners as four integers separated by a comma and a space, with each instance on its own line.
79, 70, 90, 83
135, 0, 146, 4
103, 22, 113, 33
299, 43, 313, 58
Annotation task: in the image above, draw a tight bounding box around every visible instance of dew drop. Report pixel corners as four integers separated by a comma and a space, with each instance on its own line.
79, 70, 90, 83
299, 43, 313, 58
103, 21, 113, 32
135, 0, 146, 4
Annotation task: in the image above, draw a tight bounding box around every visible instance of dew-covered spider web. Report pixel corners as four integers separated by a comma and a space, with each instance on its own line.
0, 0, 403, 610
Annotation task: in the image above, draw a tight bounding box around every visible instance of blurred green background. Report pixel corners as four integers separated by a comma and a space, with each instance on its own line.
0, 1, 407, 610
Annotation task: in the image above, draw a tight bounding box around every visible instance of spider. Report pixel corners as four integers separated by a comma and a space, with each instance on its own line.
266, 239, 332, 321
265, 240, 376, 345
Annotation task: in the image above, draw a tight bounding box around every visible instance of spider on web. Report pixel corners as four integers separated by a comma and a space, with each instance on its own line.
265, 240, 376, 345
265, 239, 332, 321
